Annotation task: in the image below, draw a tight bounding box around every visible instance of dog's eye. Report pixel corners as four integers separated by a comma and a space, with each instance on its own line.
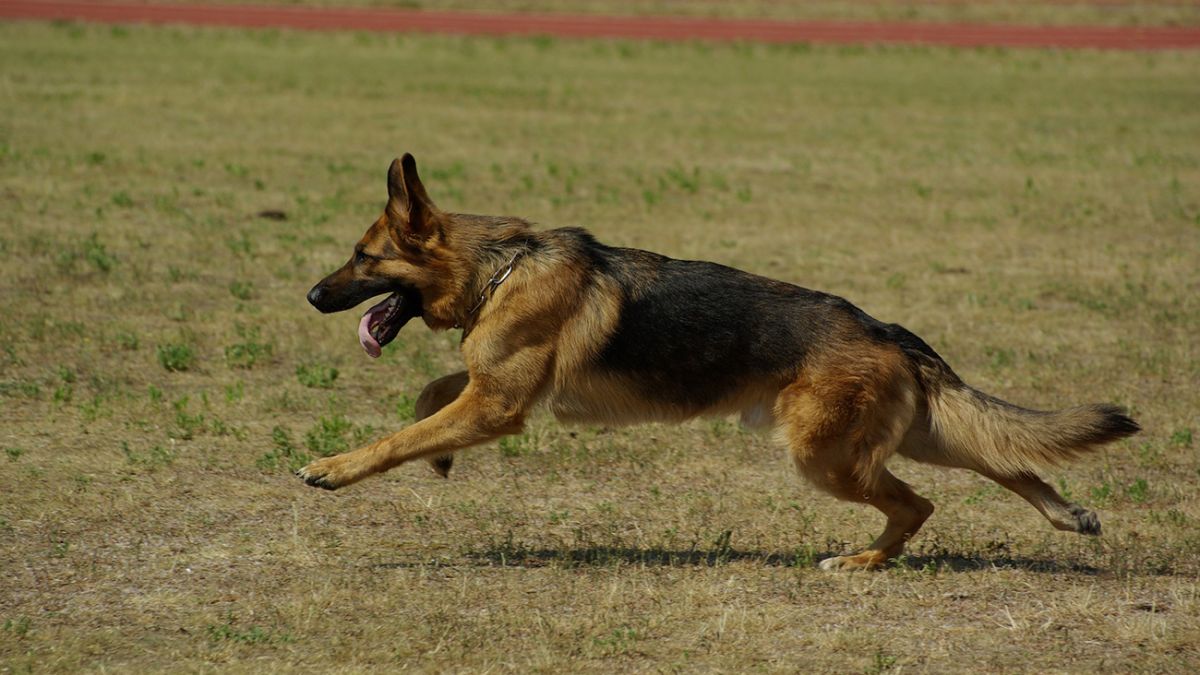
355, 251, 370, 264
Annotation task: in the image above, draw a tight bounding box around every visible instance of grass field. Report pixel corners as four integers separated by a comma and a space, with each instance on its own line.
154, 0, 1200, 27
2, 20, 1199, 672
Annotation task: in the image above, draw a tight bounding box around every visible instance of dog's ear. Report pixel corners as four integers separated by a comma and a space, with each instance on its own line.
385, 153, 438, 237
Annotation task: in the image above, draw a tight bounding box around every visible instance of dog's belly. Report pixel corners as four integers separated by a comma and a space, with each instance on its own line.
548, 370, 696, 425
547, 369, 781, 428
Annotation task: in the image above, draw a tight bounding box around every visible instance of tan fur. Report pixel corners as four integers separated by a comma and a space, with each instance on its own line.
770, 341, 932, 570
916, 387, 1127, 476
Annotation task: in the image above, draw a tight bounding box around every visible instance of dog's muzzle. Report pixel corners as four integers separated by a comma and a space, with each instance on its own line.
306, 284, 326, 309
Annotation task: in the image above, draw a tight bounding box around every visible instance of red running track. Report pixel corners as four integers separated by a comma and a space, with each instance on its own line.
2, 0, 1199, 50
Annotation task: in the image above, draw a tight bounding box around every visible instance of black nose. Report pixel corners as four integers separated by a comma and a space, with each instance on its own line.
307, 285, 324, 309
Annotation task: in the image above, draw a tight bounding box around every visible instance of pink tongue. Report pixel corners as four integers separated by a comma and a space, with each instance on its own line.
357, 295, 393, 359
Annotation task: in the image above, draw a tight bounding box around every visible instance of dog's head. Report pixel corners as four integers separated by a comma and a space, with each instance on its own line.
307, 153, 461, 357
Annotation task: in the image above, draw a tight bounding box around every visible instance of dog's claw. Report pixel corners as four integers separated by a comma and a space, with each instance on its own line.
296, 467, 340, 491
1070, 505, 1102, 536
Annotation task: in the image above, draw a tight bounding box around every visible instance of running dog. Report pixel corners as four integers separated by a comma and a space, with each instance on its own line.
300, 154, 1138, 570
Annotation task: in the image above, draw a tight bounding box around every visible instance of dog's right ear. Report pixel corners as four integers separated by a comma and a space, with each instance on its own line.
385, 153, 438, 238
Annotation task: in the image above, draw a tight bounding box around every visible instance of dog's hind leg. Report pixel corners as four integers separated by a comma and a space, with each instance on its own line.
780, 350, 932, 571
810, 468, 934, 571
415, 371, 469, 478
897, 428, 1101, 536
983, 471, 1101, 535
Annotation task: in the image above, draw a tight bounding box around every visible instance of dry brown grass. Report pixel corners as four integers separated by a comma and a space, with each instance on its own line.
1, 20, 1198, 672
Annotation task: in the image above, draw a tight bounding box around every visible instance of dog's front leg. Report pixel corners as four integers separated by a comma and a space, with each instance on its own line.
298, 303, 558, 491
296, 385, 526, 491
415, 371, 470, 478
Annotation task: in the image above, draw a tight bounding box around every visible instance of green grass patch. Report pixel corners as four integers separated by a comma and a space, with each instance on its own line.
295, 362, 338, 389
157, 343, 196, 372
224, 324, 273, 369
304, 414, 355, 457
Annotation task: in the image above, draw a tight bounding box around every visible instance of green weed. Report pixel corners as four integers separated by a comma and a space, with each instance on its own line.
225, 231, 255, 258
80, 394, 108, 421
171, 396, 205, 440
224, 324, 272, 369
711, 529, 734, 565
305, 415, 354, 457
167, 265, 195, 283
985, 346, 1015, 369
0, 380, 41, 398
83, 232, 117, 272
964, 483, 1003, 505
351, 423, 377, 447
499, 433, 533, 458
792, 543, 818, 568
258, 426, 311, 472
1057, 478, 1074, 501
664, 165, 700, 193
157, 343, 196, 372
1136, 441, 1163, 468
228, 280, 254, 301
1126, 478, 1150, 503
3, 617, 31, 638
122, 441, 175, 471
1170, 428, 1193, 448
165, 303, 191, 323
2, 343, 21, 367
1149, 509, 1189, 529
205, 614, 292, 646
295, 362, 338, 389
395, 394, 416, 421
866, 650, 899, 674
591, 626, 638, 656
114, 330, 140, 350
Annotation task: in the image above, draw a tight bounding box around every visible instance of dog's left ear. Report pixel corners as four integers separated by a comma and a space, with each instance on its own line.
386, 153, 438, 237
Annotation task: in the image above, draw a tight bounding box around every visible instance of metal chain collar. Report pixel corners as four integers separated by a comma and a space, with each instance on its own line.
466, 250, 524, 319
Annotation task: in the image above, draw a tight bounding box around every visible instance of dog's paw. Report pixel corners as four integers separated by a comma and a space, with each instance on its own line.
1070, 504, 1102, 536
818, 551, 888, 572
428, 453, 454, 478
296, 456, 353, 491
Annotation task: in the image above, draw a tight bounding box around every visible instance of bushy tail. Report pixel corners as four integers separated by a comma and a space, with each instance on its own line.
922, 375, 1139, 477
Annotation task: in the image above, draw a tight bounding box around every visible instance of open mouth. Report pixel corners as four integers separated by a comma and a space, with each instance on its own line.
356, 287, 422, 358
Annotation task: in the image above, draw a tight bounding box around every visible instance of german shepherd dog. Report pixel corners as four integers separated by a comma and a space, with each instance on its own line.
301, 154, 1138, 571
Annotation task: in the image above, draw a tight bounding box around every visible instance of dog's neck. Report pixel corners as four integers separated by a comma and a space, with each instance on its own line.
467, 250, 524, 316
454, 246, 528, 333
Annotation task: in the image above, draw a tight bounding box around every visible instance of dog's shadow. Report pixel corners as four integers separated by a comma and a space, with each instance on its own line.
373, 546, 1106, 575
